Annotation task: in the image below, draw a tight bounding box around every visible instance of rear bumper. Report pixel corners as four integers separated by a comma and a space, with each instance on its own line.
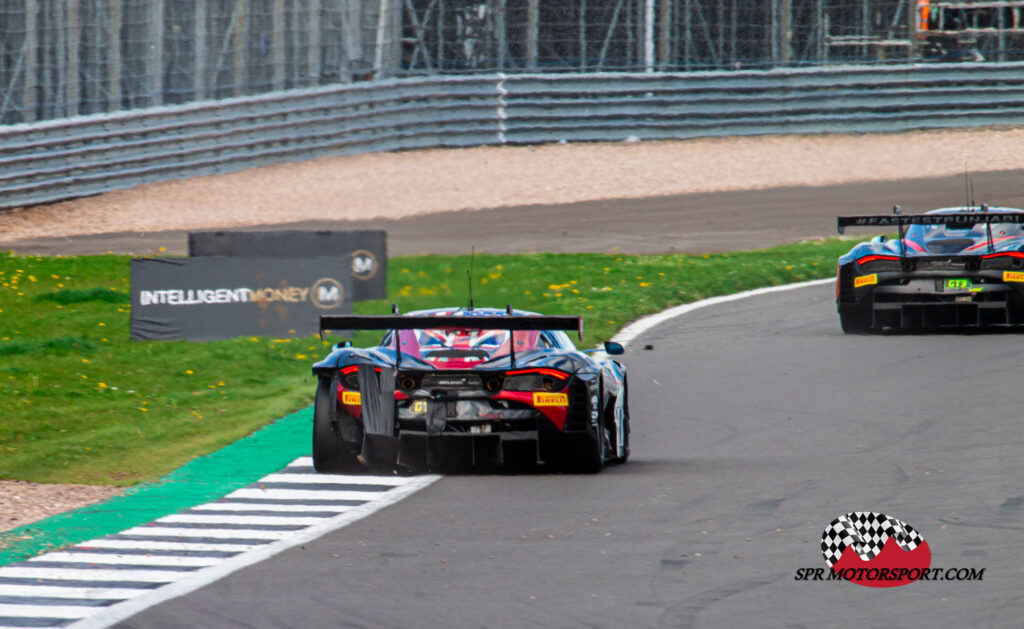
838, 269, 1024, 329
363, 430, 541, 470
361, 425, 594, 471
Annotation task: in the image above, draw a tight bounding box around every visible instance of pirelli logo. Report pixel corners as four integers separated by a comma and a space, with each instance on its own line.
853, 274, 878, 288
341, 391, 361, 405
1003, 271, 1024, 283
533, 392, 568, 407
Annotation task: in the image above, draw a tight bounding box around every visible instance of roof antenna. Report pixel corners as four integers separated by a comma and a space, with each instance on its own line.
964, 163, 971, 209
466, 246, 475, 310
970, 178, 976, 208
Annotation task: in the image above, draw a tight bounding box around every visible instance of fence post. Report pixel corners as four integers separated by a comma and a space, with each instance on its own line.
526, 0, 538, 69
23, 0, 37, 122
273, 0, 286, 91
233, 0, 246, 96
108, 0, 122, 112
148, 0, 164, 106
194, 0, 207, 100
67, 0, 80, 117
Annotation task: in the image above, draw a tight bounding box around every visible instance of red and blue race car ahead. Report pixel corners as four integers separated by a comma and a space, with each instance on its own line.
837, 205, 1024, 332
311, 307, 629, 473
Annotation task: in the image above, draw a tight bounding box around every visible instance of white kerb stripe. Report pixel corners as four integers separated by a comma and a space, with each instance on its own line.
28, 552, 221, 568
257, 473, 406, 485
0, 585, 149, 600
77, 540, 258, 552
190, 502, 353, 513
115, 526, 295, 540
155, 514, 326, 526
0, 604, 96, 619
0, 567, 178, 583
226, 488, 381, 501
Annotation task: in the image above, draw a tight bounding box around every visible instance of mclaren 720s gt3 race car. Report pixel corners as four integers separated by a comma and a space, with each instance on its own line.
310, 307, 630, 474
837, 205, 1024, 332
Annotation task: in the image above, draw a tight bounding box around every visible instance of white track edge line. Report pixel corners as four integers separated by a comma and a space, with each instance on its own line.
613, 278, 834, 348
68, 474, 439, 629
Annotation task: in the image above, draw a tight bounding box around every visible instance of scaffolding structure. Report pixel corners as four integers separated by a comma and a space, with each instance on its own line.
3, 0, 1024, 125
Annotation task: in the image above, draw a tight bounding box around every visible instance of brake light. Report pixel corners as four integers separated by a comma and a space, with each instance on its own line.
982, 251, 1024, 260
856, 255, 900, 265
506, 368, 568, 380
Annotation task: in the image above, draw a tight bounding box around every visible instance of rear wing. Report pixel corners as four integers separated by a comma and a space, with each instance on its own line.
838, 211, 1024, 256
320, 313, 584, 370
837, 212, 1024, 234
319, 314, 584, 341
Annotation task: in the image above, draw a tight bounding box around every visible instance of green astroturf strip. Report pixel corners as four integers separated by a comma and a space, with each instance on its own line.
0, 406, 312, 567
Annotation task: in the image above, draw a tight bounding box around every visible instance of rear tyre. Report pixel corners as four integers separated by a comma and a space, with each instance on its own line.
838, 301, 873, 334
561, 416, 605, 474
312, 377, 364, 474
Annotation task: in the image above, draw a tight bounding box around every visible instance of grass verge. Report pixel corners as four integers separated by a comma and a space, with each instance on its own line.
0, 239, 850, 487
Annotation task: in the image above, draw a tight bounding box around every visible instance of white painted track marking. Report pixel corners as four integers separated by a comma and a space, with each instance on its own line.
27, 552, 222, 568
155, 514, 330, 526
0, 585, 151, 600
78, 540, 258, 552
225, 488, 385, 501
112, 525, 296, 540
189, 502, 353, 513
0, 567, 177, 582
0, 604, 106, 618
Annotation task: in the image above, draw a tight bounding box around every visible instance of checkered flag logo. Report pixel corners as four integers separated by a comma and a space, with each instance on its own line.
820, 511, 925, 568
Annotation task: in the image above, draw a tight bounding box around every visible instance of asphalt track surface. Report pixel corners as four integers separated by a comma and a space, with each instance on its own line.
5, 169, 1024, 256
116, 283, 1023, 629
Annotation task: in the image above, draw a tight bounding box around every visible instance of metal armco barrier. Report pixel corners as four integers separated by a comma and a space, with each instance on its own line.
3, 62, 1024, 211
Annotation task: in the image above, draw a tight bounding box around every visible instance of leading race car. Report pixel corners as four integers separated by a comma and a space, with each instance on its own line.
836, 205, 1024, 332
311, 307, 630, 473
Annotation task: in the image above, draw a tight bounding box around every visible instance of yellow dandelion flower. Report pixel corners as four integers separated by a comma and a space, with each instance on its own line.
218, 381, 226, 387
98, 382, 107, 388
81, 358, 89, 363
98, 322, 106, 327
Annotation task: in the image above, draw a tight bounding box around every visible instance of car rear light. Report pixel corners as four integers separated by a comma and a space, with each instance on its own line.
856, 255, 900, 265
855, 254, 903, 273
338, 365, 381, 391
502, 368, 569, 392
981, 251, 1024, 269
